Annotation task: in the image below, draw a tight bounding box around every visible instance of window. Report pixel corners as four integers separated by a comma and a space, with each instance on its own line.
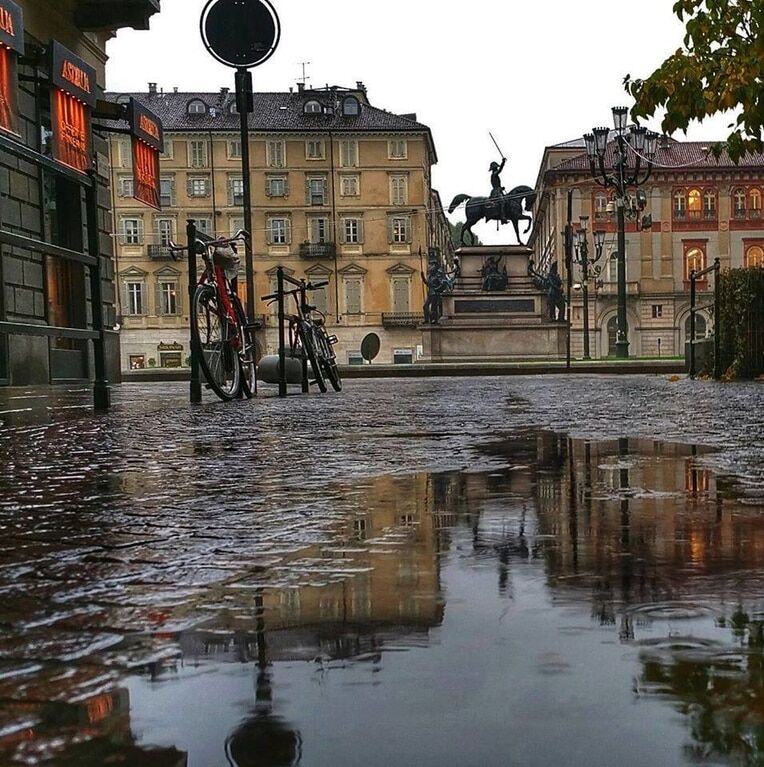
344, 277, 362, 314
304, 100, 322, 114
673, 190, 686, 219
118, 176, 134, 197
307, 177, 327, 206
309, 217, 329, 244
266, 175, 287, 197
229, 217, 245, 236
353, 518, 367, 540
342, 96, 360, 116
685, 313, 707, 341
115, 139, 132, 168
124, 281, 146, 315
227, 140, 242, 159
745, 244, 764, 268
703, 189, 716, 218
157, 281, 179, 315
342, 217, 363, 244
751, 188, 762, 218
267, 217, 290, 245
339, 140, 358, 167
389, 139, 407, 159
159, 178, 174, 207
734, 188, 747, 218
684, 246, 706, 279
188, 176, 210, 197
594, 193, 608, 221
306, 139, 325, 159
188, 140, 208, 167
390, 175, 408, 206
229, 177, 244, 206
687, 188, 702, 219
187, 100, 207, 115
196, 218, 212, 235
390, 216, 410, 244
651, 304, 663, 318
155, 218, 174, 246
312, 280, 329, 314
267, 140, 285, 168
340, 174, 359, 197
605, 252, 618, 282
347, 351, 364, 365
129, 355, 145, 370
121, 218, 142, 245
392, 276, 410, 313
160, 141, 173, 160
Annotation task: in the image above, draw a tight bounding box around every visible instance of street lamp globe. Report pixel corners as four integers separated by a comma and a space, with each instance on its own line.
579, 215, 589, 232
645, 131, 658, 159
612, 106, 629, 133
584, 133, 597, 160
594, 230, 606, 249
631, 125, 647, 152
593, 127, 609, 156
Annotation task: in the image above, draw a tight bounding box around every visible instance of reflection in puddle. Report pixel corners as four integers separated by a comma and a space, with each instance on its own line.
2, 430, 764, 765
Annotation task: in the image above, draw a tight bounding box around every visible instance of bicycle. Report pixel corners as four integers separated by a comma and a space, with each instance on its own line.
261, 279, 342, 393
169, 229, 258, 402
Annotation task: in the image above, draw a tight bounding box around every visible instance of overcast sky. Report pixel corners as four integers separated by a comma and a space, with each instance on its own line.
106, 0, 734, 244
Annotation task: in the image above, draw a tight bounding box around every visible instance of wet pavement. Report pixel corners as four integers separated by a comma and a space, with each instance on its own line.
0, 376, 762, 766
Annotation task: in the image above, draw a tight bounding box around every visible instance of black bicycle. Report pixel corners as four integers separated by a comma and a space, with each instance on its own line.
262, 280, 341, 393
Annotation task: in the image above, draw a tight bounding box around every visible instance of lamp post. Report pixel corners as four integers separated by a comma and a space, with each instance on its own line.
584, 108, 658, 358
572, 216, 606, 360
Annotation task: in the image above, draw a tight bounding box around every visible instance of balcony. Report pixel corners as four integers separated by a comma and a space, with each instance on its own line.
596, 281, 640, 297
75, 0, 160, 31
299, 242, 336, 259
382, 312, 424, 328
148, 245, 174, 260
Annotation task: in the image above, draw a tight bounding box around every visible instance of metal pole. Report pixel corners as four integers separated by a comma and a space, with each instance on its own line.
713, 258, 721, 379
85, 177, 110, 411
235, 68, 255, 325
277, 266, 286, 398
300, 281, 309, 394
582, 240, 591, 360
187, 219, 202, 403
689, 270, 696, 378
565, 191, 573, 370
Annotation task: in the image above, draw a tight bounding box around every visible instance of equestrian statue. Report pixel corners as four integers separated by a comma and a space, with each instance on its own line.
448, 152, 536, 247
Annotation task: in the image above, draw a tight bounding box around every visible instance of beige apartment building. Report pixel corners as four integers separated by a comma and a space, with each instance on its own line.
530, 136, 764, 358
108, 83, 452, 371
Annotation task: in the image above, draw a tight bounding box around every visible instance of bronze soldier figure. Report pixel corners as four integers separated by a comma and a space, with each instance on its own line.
489, 157, 508, 224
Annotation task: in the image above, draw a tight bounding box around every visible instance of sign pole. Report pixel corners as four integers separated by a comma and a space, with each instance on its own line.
187, 219, 202, 403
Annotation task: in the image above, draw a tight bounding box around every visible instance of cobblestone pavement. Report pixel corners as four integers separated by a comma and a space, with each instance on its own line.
0, 376, 762, 765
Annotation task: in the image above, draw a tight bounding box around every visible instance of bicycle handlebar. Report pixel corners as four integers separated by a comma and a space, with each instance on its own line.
261, 280, 328, 302
166, 229, 250, 262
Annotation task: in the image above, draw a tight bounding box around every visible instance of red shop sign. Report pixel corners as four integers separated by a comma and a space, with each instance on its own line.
0, 0, 23, 136
128, 97, 164, 209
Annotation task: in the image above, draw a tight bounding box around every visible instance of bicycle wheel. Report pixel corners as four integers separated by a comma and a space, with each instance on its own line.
191, 283, 240, 401
231, 294, 257, 399
315, 327, 342, 392
299, 322, 326, 392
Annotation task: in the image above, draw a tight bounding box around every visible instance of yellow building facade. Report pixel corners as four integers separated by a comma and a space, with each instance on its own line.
108, 84, 451, 371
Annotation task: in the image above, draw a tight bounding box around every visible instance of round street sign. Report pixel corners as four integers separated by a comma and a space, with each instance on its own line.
200, 0, 281, 69
360, 333, 381, 363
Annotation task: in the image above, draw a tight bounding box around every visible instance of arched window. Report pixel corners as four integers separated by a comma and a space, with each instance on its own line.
684, 313, 707, 341
673, 190, 686, 219
750, 188, 762, 218
688, 188, 701, 219
304, 100, 322, 114
594, 193, 608, 221
733, 188, 746, 218
187, 100, 207, 115
606, 316, 628, 357
745, 245, 764, 268
703, 189, 716, 219
684, 247, 705, 279
342, 96, 360, 116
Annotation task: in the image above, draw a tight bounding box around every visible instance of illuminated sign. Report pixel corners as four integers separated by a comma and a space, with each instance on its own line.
49, 42, 96, 174
0, 1, 22, 136
128, 98, 163, 209
0, 0, 23, 55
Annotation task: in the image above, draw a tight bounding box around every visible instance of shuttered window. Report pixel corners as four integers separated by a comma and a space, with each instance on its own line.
267, 217, 291, 244
344, 278, 362, 314
120, 218, 143, 245
342, 217, 363, 244
188, 140, 208, 167
390, 175, 408, 205
340, 140, 358, 167
392, 277, 410, 313
156, 281, 181, 315
124, 281, 147, 315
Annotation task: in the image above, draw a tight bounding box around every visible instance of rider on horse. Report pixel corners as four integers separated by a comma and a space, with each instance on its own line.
489, 157, 508, 224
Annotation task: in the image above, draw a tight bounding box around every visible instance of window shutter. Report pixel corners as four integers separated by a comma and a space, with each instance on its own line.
122, 282, 130, 314
155, 282, 163, 315
228, 180, 234, 206
137, 219, 145, 243
406, 217, 412, 243
345, 279, 362, 314
305, 180, 311, 205
358, 219, 364, 244
387, 218, 395, 244
266, 221, 274, 245
339, 220, 347, 244
285, 218, 292, 244
393, 278, 410, 313
140, 282, 148, 315
283, 178, 290, 197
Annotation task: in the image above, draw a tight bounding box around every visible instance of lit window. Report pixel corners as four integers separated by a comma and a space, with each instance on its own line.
688, 188, 701, 219
685, 246, 705, 279
745, 245, 764, 268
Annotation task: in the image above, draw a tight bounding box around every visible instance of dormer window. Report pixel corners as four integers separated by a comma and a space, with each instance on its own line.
342, 96, 360, 116
304, 100, 322, 114
187, 99, 207, 115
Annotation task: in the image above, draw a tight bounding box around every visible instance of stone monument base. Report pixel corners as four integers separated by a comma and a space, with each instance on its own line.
421, 245, 568, 362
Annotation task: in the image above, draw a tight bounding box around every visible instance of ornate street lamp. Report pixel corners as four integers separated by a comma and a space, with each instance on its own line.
573, 215, 606, 360
583, 108, 658, 358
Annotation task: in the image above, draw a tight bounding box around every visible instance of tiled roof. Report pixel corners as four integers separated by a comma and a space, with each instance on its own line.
105, 88, 433, 134
552, 138, 764, 172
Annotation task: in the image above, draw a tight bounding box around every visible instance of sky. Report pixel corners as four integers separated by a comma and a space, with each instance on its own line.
105, 0, 735, 244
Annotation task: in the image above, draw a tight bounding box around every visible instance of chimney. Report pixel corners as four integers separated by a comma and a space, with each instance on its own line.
148, 82, 157, 97
356, 80, 366, 93
173, 86, 178, 93
220, 87, 229, 97
297, 82, 305, 93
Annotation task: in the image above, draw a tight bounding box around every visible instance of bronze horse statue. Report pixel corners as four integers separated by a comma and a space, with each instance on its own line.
448, 186, 536, 246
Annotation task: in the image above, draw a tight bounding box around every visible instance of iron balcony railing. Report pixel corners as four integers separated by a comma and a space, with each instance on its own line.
382, 312, 424, 327
148, 245, 174, 260
299, 242, 336, 259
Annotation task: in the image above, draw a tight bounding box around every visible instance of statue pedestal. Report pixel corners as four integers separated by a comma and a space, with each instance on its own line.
421, 245, 568, 361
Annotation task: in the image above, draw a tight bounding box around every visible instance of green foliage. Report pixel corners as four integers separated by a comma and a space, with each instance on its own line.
716, 267, 764, 379
624, 0, 763, 163
448, 220, 482, 247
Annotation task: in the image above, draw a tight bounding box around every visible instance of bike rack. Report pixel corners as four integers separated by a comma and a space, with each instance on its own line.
274, 265, 310, 398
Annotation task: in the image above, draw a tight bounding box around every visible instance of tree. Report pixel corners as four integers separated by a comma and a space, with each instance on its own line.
448, 220, 482, 248
624, 0, 762, 163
